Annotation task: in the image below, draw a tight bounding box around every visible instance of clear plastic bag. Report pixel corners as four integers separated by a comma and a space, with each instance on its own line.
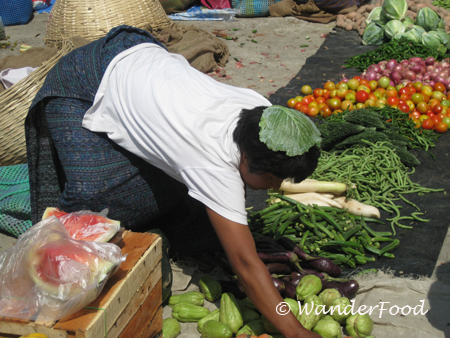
0, 216, 126, 322
41, 207, 122, 242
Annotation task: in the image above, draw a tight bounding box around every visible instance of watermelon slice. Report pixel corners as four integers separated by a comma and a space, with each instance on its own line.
42, 207, 120, 242
27, 238, 119, 300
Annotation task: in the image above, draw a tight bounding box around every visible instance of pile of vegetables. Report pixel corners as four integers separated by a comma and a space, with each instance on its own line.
363, 0, 450, 54
162, 238, 376, 338
287, 68, 450, 133
336, 0, 450, 38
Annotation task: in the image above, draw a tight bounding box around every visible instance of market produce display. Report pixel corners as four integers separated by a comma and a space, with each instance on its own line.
164, 237, 376, 338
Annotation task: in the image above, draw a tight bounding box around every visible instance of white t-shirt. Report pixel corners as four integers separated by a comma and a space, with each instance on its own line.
82, 43, 271, 224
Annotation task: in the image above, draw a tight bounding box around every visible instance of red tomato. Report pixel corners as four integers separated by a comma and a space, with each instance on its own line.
387, 96, 399, 106
427, 111, 435, 118
435, 122, 448, 133
316, 96, 325, 104
323, 81, 335, 91
432, 115, 442, 125
355, 90, 369, 103
352, 76, 362, 81
307, 106, 319, 117
398, 102, 410, 113
422, 118, 435, 130
432, 104, 444, 115
299, 104, 309, 114
398, 87, 409, 96
320, 106, 332, 117
313, 88, 324, 98
434, 82, 446, 93
294, 102, 303, 111
322, 89, 330, 100
410, 111, 421, 120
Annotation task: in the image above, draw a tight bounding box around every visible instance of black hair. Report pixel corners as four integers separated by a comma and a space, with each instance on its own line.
233, 106, 320, 183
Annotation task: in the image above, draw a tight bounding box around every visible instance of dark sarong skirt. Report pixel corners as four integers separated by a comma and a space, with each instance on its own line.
25, 25, 222, 255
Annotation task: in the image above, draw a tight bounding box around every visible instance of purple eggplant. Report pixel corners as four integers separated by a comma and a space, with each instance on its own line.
254, 236, 285, 250
321, 279, 360, 299
257, 248, 302, 270
277, 236, 342, 277
265, 262, 292, 275
290, 270, 349, 286
282, 281, 297, 299
272, 277, 286, 293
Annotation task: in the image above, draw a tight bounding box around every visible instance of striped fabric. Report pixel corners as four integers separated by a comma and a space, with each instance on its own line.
296, 0, 361, 12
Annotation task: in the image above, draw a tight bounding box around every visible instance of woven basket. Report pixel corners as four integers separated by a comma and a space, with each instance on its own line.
44, 0, 172, 47
0, 40, 76, 167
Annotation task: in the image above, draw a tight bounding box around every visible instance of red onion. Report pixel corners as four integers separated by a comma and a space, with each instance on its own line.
400, 60, 410, 67
427, 65, 435, 72
365, 71, 378, 81
404, 70, 416, 81
423, 74, 431, 82
441, 61, 449, 68
434, 61, 441, 69
446, 82, 450, 90
390, 71, 402, 85
410, 57, 424, 64
393, 64, 404, 74
410, 64, 424, 74
389, 80, 395, 86
386, 59, 398, 71
438, 69, 450, 78
375, 73, 382, 81
341, 77, 349, 83
416, 74, 423, 81
425, 57, 436, 65
433, 75, 447, 86
367, 64, 381, 74
382, 69, 392, 76
429, 80, 436, 88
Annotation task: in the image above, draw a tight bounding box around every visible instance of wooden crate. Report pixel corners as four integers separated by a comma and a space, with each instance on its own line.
0, 231, 163, 338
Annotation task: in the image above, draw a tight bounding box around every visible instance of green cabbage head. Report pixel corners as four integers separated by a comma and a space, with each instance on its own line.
422, 31, 444, 50
402, 16, 414, 30
416, 7, 444, 32
381, 0, 407, 21
393, 31, 418, 43
407, 25, 426, 41
384, 19, 405, 40
365, 7, 389, 26
362, 22, 385, 46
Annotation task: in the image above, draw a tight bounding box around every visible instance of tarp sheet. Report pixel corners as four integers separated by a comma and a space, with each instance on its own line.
243, 28, 450, 278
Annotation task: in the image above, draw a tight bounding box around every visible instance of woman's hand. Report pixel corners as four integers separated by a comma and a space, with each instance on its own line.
206, 207, 322, 338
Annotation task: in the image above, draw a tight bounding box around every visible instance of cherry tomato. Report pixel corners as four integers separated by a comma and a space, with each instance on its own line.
299, 104, 309, 114
400, 94, 411, 102
432, 116, 442, 125
322, 89, 330, 100
406, 100, 415, 112
328, 98, 342, 111
432, 104, 444, 115
365, 99, 376, 107
352, 76, 362, 81
427, 111, 435, 118
355, 103, 366, 109
313, 88, 324, 98
345, 92, 356, 103
301, 85, 313, 95
431, 91, 445, 102
294, 101, 303, 111
385, 89, 398, 98
398, 87, 409, 96
398, 102, 410, 113
329, 89, 338, 98
410, 111, 421, 120
341, 100, 354, 110
435, 122, 448, 133
412, 93, 425, 105
422, 118, 435, 130
347, 79, 360, 91
355, 90, 369, 103
414, 82, 423, 92
337, 89, 348, 99
323, 81, 335, 91
316, 96, 325, 104
416, 102, 429, 114
442, 117, 450, 128
287, 98, 298, 108
307, 106, 319, 117
418, 114, 430, 123
434, 82, 446, 93
309, 101, 319, 109
369, 80, 378, 92
378, 77, 391, 89
387, 96, 399, 106
319, 106, 332, 117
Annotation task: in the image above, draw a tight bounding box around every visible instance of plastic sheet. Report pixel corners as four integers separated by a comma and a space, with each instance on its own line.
0, 216, 126, 322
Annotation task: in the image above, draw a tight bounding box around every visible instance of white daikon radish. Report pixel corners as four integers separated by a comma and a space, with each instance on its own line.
333, 196, 381, 219
281, 179, 348, 195
285, 191, 335, 199
283, 192, 343, 209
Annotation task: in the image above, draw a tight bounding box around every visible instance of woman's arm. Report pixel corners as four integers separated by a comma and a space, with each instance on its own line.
206, 207, 321, 338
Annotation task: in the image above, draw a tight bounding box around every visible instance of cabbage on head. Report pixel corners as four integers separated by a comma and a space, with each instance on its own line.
384, 19, 405, 40
416, 7, 444, 32
362, 22, 385, 46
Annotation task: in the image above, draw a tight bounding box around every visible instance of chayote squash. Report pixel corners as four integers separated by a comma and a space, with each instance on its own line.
362, 22, 385, 46
261, 315, 280, 334
199, 275, 223, 302
313, 315, 342, 338
201, 320, 233, 338
235, 319, 266, 336
381, 0, 407, 21
198, 308, 221, 333
284, 297, 300, 318
169, 291, 205, 307
297, 300, 322, 330
171, 302, 210, 322
162, 317, 181, 338
295, 275, 322, 301
240, 305, 260, 324
329, 297, 352, 324
416, 7, 443, 32
219, 292, 244, 334
319, 288, 342, 310
345, 314, 374, 338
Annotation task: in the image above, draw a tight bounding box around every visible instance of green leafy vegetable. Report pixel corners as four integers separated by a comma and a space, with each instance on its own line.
259, 105, 321, 156
381, 0, 407, 21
